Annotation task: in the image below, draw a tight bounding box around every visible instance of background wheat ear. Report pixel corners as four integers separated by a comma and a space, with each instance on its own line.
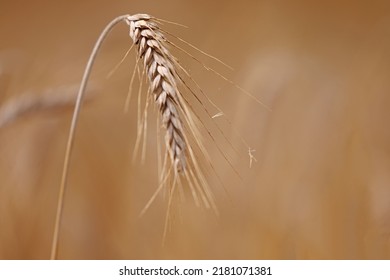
0, 84, 98, 129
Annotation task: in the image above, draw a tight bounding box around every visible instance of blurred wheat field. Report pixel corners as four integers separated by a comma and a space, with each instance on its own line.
1, 0, 390, 259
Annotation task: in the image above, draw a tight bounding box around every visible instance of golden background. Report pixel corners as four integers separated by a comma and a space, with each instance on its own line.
0, 0, 389, 259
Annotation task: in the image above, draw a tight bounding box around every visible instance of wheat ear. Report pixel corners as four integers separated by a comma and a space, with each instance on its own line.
126, 14, 187, 173
52, 14, 217, 258
126, 15, 218, 212
0, 85, 97, 129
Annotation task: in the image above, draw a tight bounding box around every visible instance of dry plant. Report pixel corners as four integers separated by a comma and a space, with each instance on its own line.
0, 85, 97, 129
50, 13, 268, 260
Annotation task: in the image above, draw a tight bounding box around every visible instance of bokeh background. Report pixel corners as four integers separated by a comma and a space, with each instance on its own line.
1, 0, 390, 259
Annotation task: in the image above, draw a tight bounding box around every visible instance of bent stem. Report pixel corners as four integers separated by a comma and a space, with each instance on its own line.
50, 15, 129, 260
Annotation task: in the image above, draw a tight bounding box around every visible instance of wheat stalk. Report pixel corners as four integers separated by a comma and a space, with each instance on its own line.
51, 15, 128, 260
